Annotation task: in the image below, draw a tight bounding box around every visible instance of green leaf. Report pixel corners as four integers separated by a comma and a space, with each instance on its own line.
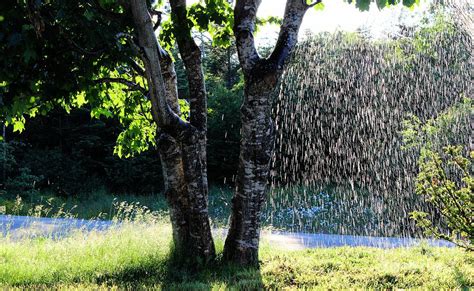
12, 119, 25, 133
376, 0, 388, 9
74, 91, 87, 108
403, 0, 416, 8
356, 0, 371, 11
346, 0, 418, 10
313, 2, 325, 11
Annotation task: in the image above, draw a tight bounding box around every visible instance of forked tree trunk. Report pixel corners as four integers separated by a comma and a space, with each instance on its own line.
130, 0, 215, 262
224, 0, 316, 266
130, 0, 313, 265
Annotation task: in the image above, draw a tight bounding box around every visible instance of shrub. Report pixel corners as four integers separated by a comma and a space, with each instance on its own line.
411, 146, 473, 250
402, 98, 473, 250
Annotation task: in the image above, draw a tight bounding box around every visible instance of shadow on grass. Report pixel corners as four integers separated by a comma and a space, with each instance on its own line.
93, 249, 264, 290
162, 258, 264, 290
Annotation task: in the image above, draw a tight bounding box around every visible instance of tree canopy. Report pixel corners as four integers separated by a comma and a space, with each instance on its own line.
0, 0, 419, 144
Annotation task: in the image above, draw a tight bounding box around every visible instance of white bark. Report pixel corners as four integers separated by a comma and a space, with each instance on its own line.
224, 0, 315, 266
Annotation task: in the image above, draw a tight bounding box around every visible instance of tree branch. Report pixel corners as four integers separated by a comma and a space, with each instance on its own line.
269, 0, 314, 70
233, 0, 262, 74
116, 32, 180, 116
149, 9, 163, 31
127, 58, 146, 76
129, 0, 190, 135
157, 46, 182, 116
170, 0, 207, 131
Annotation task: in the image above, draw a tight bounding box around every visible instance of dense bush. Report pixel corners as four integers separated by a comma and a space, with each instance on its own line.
402, 98, 473, 250
411, 146, 473, 250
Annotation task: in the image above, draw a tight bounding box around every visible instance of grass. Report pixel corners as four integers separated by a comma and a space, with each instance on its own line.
1, 190, 472, 289
0, 216, 472, 289
0, 188, 168, 219
1, 184, 389, 235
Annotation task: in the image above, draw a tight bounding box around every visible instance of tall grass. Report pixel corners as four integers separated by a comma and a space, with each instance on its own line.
0, 188, 168, 219
0, 201, 472, 289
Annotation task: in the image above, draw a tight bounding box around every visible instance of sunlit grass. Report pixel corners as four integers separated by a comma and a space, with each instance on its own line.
0, 223, 171, 286
0, 217, 472, 289
0, 196, 472, 289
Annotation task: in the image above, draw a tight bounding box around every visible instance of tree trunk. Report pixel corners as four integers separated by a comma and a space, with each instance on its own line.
158, 130, 215, 261
224, 63, 277, 265
157, 132, 190, 252
224, 0, 313, 266
181, 129, 215, 260
130, 0, 215, 263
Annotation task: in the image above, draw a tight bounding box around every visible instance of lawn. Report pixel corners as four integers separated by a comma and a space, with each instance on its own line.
0, 219, 472, 290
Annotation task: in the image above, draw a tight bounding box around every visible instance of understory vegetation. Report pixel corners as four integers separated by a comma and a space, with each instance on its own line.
402, 98, 473, 250
0, 219, 472, 289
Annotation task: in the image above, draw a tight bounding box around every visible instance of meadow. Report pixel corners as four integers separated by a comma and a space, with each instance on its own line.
0, 200, 472, 289
0, 221, 472, 289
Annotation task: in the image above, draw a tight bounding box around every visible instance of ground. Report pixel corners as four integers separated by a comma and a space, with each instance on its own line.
0, 221, 472, 289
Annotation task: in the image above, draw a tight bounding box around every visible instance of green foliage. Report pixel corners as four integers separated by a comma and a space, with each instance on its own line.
207, 79, 242, 183
345, 0, 420, 11
160, 0, 234, 49
0, 0, 160, 159
0, 142, 16, 182
410, 146, 473, 250
114, 117, 157, 158
0, 141, 43, 197
1, 109, 165, 196
313, 2, 325, 11
402, 98, 472, 150
5, 167, 43, 198
0, 0, 134, 125
402, 99, 473, 251
189, 0, 234, 47
0, 0, 425, 161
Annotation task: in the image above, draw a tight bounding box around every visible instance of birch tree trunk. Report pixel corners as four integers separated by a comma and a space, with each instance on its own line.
224, 0, 318, 266
130, 0, 215, 262
223, 63, 277, 265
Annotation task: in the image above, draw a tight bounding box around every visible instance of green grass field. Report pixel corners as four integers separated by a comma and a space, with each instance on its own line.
1, 218, 472, 290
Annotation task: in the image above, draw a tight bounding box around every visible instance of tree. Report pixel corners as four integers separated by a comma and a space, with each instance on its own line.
223, 0, 421, 265
222, 0, 323, 265
0, 0, 418, 266
1, 0, 219, 262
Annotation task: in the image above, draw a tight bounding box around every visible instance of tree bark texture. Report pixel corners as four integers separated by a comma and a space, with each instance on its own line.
223, 65, 277, 265
130, 0, 215, 262
224, 0, 316, 266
